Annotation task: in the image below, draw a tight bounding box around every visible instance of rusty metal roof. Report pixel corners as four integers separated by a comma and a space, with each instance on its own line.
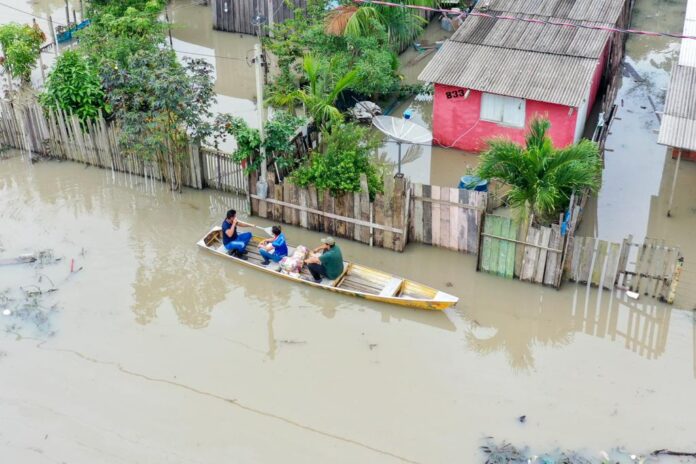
418, 0, 626, 106
658, 0, 696, 151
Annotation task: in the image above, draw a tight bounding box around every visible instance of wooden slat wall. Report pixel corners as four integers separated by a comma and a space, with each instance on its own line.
477, 215, 565, 287
213, 0, 308, 35
250, 174, 409, 252
409, 183, 487, 254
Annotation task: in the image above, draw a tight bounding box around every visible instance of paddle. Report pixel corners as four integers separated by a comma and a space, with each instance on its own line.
250, 224, 274, 237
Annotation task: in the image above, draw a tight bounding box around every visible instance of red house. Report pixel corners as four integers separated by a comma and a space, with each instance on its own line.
419, 0, 629, 152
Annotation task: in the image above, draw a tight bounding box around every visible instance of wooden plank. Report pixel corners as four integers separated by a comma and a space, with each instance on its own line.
439, 187, 450, 249
496, 216, 512, 277
534, 226, 552, 283
489, 216, 503, 275
373, 195, 384, 247
392, 179, 405, 251
513, 220, 526, 278
479, 215, 493, 273
616, 234, 633, 287
654, 247, 674, 299
299, 188, 309, 228
422, 184, 432, 245
519, 225, 539, 282
431, 185, 440, 247
308, 186, 319, 230
543, 224, 561, 287
575, 236, 593, 283
591, 240, 608, 287
359, 175, 370, 244
449, 188, 459, 250
413, 183, 423, 242
457, 189, 468, 252
353, 192, 362, 242
603, 242, 621, 290
273, 179, 283, 222
335, 193, 347, 238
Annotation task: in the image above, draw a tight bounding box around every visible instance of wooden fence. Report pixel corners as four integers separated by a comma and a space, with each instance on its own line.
409, 183, 487, 254
212, 0, 307, 35
250, 173, 409, 251
0, 99, 249, 196
567, 235, 683, 303
477, 216, 564, 287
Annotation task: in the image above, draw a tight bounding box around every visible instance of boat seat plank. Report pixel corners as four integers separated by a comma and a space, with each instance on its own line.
378, 277, 404, 297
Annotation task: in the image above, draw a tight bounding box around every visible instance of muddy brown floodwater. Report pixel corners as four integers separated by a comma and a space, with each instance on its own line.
2, 0, 696, 462
1, 152, 695, 463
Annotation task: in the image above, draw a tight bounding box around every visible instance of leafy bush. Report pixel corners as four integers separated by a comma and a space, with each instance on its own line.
0, 23, 43, 83
214, 111, 306, 173
476, 118, 602, 225
291, 123, 383, 198
40, 50, 107, 121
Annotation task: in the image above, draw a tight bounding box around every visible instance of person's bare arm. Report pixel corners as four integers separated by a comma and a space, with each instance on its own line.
305, 255, 321, 265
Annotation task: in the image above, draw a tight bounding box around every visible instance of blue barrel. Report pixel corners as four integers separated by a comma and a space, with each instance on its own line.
458, 175, 488, 192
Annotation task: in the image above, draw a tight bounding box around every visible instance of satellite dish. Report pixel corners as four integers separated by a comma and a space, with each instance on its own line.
372, 115, 432, 176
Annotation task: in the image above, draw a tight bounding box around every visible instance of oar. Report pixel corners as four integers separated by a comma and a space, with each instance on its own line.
250, 224, 274, 237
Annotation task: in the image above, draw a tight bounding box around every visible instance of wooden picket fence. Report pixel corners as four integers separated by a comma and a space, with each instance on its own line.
566, 235, 683, 303
250, 173, 410, 251
409, 183, 487, 254
0, 98, 250, 196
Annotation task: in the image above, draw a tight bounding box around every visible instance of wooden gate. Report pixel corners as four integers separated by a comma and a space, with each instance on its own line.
567, 235, 683, 303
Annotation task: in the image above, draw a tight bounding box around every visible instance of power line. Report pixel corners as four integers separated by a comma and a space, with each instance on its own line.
172, 48, 251, 62
354, 0, 696, 41
0, 1, 67, 27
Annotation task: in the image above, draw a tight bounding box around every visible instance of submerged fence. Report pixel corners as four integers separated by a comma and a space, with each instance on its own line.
0, 99, 248, 195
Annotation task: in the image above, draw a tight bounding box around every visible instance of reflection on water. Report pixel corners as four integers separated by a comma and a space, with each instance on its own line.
464, 277, 673, 371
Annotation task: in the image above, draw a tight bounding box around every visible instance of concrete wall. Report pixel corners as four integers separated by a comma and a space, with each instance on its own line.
432, 85, 579, 152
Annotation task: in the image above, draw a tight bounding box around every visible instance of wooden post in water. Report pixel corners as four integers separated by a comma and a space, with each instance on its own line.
64, 0, 70, 25
48, 16, 58, 55
80, 0, 84, 21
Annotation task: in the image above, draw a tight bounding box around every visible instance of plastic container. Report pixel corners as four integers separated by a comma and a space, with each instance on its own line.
458, 175, 488, 192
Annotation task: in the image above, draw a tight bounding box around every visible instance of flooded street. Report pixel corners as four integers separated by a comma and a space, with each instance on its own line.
2, 0, 696, 462
1, 153, 696, 462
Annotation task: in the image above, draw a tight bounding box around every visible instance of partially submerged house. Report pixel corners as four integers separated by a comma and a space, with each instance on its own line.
658, 0, 696, 161
212, 0, 307, 35
419, 0, 631, 152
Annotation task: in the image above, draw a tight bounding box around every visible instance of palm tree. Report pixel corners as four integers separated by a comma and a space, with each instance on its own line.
476, 117, 602, 225
269, 54, 358, 129
324, 1, 429, 52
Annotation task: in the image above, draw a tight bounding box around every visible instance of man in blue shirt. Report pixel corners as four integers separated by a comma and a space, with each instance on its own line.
258, 225, 288, 266
222, 209, 253, 259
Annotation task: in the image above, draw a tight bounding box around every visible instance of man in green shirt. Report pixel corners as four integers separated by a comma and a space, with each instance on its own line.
304, 237, 344, 283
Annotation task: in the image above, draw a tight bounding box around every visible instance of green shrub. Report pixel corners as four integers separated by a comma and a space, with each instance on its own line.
40, 50, 107, 121
291, 123, 383, 198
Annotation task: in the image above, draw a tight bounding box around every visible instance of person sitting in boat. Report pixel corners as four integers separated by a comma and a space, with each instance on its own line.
304, 236, 343, 283
258, 225, 288, 266
222, 209, 252, 259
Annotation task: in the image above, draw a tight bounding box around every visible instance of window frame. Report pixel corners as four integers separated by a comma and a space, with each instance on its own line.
479, 92, 526, 128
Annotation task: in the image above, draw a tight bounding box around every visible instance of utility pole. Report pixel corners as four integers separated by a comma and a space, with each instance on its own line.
64, 0, 70, 25
254, 43, 268, 199
165, 2, 174, 50
48, 16, 58, 54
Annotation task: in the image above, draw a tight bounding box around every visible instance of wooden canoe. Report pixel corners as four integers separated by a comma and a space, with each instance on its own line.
197, 227, 458, 310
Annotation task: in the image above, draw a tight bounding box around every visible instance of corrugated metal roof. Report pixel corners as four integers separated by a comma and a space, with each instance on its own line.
451, 13, 611, 59
418, 0, 625, 105
419, 41, 598, 107
679, 0, 696, 67
658, 115, 696, 151
658, 0, 696, 150
474, 0, 625, 24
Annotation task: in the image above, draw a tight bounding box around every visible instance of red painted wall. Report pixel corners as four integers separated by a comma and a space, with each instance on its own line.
672, 148, 696, 162
587, 43, 609, 112
432, 85, 579, 152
